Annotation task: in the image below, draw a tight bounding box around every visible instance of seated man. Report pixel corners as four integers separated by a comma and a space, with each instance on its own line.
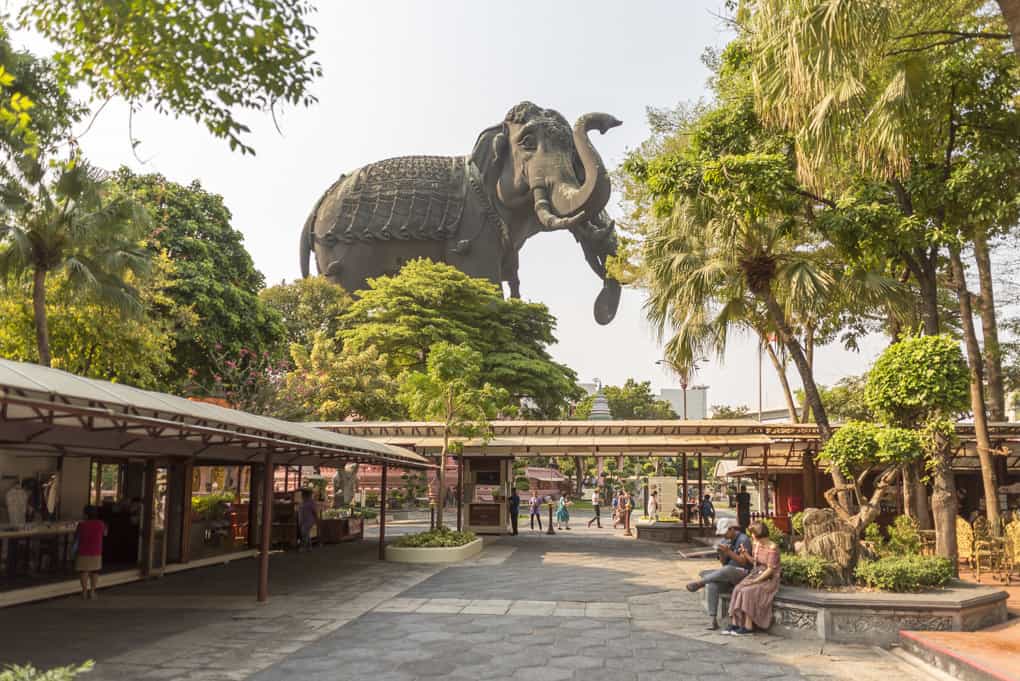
685, 521, 752, 630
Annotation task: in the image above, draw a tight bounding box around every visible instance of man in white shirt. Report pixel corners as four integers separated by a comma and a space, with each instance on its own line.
587, 488, 602, 528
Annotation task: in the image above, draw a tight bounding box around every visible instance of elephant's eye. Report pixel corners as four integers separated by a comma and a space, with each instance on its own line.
518, 134, 537, 150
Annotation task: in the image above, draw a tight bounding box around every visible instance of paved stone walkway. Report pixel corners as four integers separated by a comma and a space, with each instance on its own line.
0, 527, 932, 681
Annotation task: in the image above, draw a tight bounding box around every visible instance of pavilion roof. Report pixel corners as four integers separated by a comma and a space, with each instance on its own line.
0, 359, 432, 469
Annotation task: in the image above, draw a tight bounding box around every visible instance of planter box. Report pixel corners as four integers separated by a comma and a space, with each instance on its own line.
384, 538, 483, 564
710, 581, 1009, 647
318, 518, 365, 543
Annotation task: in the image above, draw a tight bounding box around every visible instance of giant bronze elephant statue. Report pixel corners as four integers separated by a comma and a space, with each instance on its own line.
299, 101, 623, 324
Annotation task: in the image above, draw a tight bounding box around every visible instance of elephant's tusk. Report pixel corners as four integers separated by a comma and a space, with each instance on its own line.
533, 186, 586, 230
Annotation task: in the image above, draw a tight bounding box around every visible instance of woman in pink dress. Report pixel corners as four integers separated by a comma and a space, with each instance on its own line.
725, 521, 781, 635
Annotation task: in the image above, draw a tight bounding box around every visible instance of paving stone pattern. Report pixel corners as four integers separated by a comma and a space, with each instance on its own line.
0, 527, 931, 681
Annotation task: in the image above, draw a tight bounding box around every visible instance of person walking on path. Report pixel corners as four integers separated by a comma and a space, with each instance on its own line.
556, 494, 571, 530
587, 488, 602, 528
684, 521, 752, 630
75, 505, 107, 600
508, 487, 520, 535
726, 521, 781, 635
735, 484, 751, 530
621, 489, 633, 536
298, 489, 318, 551
612, 490, 625, 529
648, 490, 659, 520
529, 492, 543, 531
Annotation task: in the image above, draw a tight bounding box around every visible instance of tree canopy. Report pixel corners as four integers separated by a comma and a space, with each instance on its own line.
342, 259, 582, 418
112, 168, 284, 385
259, 276, 352, 350
19, 0, 322, 154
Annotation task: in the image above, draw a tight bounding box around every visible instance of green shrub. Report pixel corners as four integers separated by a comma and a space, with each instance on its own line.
364, 491, 379, 507
886, 515, 921, 556
854, 555, 953, 592
790, 511, 805, 536
781, 554, 830, 588
1, 662, 94, 681
191, 492, 235, 520
354, 507, 377, 520
864, 522, 884, 546
393, 527, 477, 548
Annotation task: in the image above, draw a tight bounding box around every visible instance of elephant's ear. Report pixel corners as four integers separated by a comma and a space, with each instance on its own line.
471, 123, 508, 182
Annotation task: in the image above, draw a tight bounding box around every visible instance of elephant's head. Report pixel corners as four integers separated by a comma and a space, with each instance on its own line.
472, 101, 622, 232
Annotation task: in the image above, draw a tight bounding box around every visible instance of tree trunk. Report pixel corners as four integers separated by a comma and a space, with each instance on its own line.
948, 247, 1001, 534
761, 292, 830, 442
800, 323, 814, 423
902, 460, 932, 529
909, 249, 941, 335
760, 290, 851, 512
930, 440, 959, 571
997, 0, 1020, 58
763, 340, 799, 423
972, 227, 1006, 421
575, 456, 585, 496
438, 427, 449, 529
32, 268, 51, 367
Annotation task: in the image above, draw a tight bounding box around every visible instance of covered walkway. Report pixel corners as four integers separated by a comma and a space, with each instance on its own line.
0, 359, 433, 605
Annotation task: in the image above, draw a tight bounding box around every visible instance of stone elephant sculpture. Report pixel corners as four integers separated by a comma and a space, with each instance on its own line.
299, 101, 623, 324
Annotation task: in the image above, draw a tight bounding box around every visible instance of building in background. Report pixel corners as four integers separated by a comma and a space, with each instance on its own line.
578, 382, 708, 420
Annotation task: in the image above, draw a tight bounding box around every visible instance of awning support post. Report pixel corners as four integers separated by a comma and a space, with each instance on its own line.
697, 452, 704, 527
257, 450, 273, 602
763, 444, 770, 518
378, 465, 387, 561
682, 452, 689, 529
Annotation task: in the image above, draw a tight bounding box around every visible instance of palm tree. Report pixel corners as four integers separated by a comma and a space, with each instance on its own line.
0, 161, 150, 366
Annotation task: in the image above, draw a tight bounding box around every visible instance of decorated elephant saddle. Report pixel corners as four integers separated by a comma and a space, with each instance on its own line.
319, 155, 471, 244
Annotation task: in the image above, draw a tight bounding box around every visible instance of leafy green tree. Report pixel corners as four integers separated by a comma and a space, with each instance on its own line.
112, 168, 284, 385
0, 161, 151, 366
280, 332, 403, 422
343, 259, 581, 418
573, 379, 677, 420
796, 375, 871, 424
819, 421, 922, 537
19, 0, 322, 154
259, 276, 352, 349
711, 404, 750, 419
398, 342, 510, 525
0, 252, 185, 388
865, 335, 971, 560
744, 1, 1020, 531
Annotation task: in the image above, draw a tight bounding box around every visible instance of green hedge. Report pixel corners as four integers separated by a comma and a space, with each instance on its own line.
780, 553, 829, 588
1, 662, 94, 681
854, 555, 954, 592
392, 527, 476, 548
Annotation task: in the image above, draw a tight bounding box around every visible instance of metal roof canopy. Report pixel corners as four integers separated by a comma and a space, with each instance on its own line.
0, 359, 432, 469
314, 420, 1020, 464
315, 420, 793, 455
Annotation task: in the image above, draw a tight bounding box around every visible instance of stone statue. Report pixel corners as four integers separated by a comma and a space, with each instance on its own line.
333, 463, 359, 507
299, 101, 623, 324
796, 507, 858, 585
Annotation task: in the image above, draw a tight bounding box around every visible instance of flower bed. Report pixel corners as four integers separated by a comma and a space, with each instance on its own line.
393, 528, 476, 548
385, 528, 482, 564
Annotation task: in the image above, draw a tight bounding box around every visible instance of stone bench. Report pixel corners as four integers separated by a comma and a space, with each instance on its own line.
706, 581, 1008, 646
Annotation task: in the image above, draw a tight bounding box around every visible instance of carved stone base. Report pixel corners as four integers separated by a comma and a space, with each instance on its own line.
716, 581, 1008, 647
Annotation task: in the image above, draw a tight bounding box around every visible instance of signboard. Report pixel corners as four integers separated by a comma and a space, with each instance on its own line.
648, 476, 678, 516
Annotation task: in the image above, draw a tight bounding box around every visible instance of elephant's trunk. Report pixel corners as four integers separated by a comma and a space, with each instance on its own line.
533, 186, 587, 230
550, 113, 622, 218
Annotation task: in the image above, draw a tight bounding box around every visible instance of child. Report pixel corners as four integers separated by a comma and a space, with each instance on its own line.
75, 505, 107, 599
556, 494, 571, 530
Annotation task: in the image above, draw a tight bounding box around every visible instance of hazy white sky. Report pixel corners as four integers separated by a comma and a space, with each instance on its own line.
24, 0, 887, 410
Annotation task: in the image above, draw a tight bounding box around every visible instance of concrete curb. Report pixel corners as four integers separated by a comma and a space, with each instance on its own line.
384, 538, 484, 564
